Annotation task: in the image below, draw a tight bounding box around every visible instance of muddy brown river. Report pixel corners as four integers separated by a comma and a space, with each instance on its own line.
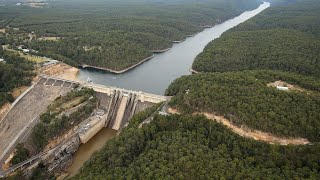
66, 128, 117, 177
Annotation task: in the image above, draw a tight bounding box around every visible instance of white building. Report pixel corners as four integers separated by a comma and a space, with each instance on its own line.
276, 86, 289, 91
42, 60, 60, 66
0, 58, 5, 64
22, 49, 30, 53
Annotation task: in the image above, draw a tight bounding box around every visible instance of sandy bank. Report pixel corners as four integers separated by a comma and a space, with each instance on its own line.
40, 63, 79, 81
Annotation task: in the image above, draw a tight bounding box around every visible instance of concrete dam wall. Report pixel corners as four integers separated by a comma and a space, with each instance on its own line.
0, 76, 168, 177
79, 90, 165, 144
37, 76, 168, 145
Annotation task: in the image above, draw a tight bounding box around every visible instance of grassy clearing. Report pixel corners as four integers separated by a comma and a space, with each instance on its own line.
49, 96, 85, 113
3, 45, 45, 63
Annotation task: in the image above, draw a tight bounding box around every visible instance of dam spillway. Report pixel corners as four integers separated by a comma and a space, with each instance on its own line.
0, 75, 168, 176
79, 90, 161, 143
38, 75, 168, 145
37, 73, 171, 144
112, 95, 128, 130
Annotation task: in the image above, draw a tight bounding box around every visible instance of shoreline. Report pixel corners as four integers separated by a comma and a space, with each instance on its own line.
189, 68, 199, 74
151, 47, 171, 53
81, 54, 155, 74
76, 2, 266, 75
172, 38, 187, 43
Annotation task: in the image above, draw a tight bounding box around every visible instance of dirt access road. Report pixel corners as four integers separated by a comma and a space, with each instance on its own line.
168, 108, 310, 145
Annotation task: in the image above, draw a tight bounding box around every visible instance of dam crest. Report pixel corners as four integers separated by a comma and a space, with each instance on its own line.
39, 74, 168, 143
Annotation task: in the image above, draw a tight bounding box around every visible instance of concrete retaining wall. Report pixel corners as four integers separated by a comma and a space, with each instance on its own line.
79, 117, 106, 144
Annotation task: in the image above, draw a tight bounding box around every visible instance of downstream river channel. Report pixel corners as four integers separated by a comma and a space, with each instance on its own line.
76, 2, 270, 95
67, 2, 270, 176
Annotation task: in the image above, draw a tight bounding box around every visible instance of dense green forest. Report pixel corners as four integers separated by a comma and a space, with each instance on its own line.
31, 88, 97, 151
10, 143, 30, 165
166, 71, 320, 142
192, 0, 320, 78
267, 0, 300, 6
0, 48, 34, 107
73, 108, 320, 179
0, 0, 262, 70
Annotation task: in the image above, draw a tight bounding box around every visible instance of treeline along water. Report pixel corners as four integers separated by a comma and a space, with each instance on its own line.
63, 2, 271, 177
76, 2, 270, 95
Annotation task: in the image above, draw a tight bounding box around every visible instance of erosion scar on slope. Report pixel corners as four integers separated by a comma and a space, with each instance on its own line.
167, 108, 310, 145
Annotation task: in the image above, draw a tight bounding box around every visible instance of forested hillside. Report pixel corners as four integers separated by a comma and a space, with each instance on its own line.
192, 0, 320, 77
267, 0, 300, 6
0, 0, 262, 71
68, 1, 320, 178
166, 71, 320, 142
73, 109, 320, 179
0, 48, 34, 107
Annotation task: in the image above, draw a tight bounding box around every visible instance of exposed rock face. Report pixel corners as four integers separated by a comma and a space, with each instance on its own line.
59, 154, 74, 172
64, 136, 80, 154
47, 136, 81, 172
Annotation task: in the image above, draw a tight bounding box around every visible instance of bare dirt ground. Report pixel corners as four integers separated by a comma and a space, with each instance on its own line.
25, 2, 48, 8
44, 127, 77, 152
167, 108, 310, 145
37, 37, 61, 41
40, 63, 79, 81
11, 86, 29, 99
267, 80, 307, 92
0, 103, 10, 123
0, 84, 70, 156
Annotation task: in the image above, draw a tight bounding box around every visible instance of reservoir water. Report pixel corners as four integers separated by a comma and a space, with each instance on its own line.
66, 2, 270, 176
76, 2, 270, 95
